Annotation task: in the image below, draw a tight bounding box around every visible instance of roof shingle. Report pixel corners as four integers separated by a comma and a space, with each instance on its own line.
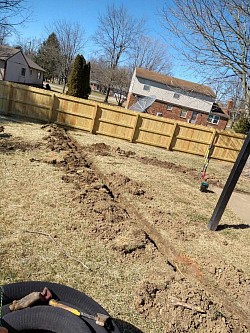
135, 67, 216, 98
0, 45, 19, 61
0, 45, 45, 72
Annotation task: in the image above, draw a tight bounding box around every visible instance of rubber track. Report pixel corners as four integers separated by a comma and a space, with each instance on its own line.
2, 281, 120, 333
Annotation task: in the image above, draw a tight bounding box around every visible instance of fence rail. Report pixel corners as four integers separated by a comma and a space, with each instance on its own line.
0, 81, 246, 162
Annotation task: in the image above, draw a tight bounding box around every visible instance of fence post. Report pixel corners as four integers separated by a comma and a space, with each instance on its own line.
130, 114, 139, 142
91, 104, 101, 134
166, 122, 178, 150
207, 129, 218, 158
7, 83, 14, 115
49, 93, 57, 123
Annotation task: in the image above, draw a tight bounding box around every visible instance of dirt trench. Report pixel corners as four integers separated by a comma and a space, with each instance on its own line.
37, 124, 249, 333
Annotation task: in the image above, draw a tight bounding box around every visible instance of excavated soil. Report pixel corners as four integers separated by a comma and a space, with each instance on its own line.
1, 121, 250, 333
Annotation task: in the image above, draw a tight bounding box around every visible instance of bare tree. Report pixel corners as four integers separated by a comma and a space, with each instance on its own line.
0, 21, 12, 44
13, 37, 41, 59
48, 20, 85, 93
0, 1, 29, 42
93, 3, 145, 103
90, 58, 131, 106
90, 57, 111, 93
162, 0, 250, 114
129, 35, 172, 74
112, 67, 131, 106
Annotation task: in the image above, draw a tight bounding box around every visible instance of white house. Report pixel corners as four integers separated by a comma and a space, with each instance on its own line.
126, 68, 228, 129
0, 45, 45, 86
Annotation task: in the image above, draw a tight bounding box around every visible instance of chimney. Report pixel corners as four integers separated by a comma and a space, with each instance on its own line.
226, 99, 234, 110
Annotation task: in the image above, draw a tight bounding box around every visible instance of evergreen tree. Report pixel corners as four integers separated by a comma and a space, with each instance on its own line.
67, 54, 91, 99
233, 115, 250, 134
35, 33, 61, 81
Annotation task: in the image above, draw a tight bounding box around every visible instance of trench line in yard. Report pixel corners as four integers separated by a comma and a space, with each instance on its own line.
44, 125, 249, 330
69, 139, 250, 330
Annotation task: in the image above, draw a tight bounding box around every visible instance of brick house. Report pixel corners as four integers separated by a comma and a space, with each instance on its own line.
0, 45, 45, 87
126, 68, 229, 130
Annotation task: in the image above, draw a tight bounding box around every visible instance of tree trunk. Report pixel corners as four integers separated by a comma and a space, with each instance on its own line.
62, 78, 67, 94
104, 86, 111, 103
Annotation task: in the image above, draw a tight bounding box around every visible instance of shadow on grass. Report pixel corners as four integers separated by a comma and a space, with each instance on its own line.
115, 319, 144, 333
0, 114, 47, 126
202, 189, 215, 194
217, 224, 250, 231
0, 133, 12, 138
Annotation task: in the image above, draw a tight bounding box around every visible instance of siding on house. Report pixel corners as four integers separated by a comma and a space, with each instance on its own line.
0, 45, 45, 86
133, 77, 215, 113
126, 68, 229, 129
127, 92, 228, 130
4, 52, 28, 83
128, 68, 215, 113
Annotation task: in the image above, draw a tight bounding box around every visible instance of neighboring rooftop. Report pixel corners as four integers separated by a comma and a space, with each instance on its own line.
135, 67, 216, 98
0, 45, 45, 72
0, 45, 19, 61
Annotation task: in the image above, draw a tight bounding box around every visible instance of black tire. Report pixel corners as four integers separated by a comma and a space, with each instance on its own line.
1, 281, 120, 333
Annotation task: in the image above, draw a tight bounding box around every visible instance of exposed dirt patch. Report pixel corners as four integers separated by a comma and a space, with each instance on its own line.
0, 136, 41, 153
1, 120, 250, 333
83, 141, 224, 188
83, 139, 250, 190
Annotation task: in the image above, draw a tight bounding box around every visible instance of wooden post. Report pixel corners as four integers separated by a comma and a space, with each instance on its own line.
207, 129, 218, 158
7, 83, 14, 115
130, 114, 139, 142
49, 94, 57, 123
166, 122, 178, 151
91, 104, 102, 134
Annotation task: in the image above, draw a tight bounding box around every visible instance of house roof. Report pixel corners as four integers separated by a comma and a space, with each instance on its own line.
211, 102, 230, 119
0, 45, 19, 61
135, 68, 216, 98
0, 45, 45, 72
23, 54, 45, 72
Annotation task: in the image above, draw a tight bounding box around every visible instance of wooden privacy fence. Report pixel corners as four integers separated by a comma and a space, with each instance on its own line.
0, 81, 246, 163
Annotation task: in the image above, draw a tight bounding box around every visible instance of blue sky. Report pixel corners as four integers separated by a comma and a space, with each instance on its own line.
9, 0, 194, 80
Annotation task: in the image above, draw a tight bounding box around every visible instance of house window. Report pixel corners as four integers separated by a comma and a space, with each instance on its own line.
180, 110, 188, 118
173, 92, 180, 99
37, 72, 41, 79
21, 68, 26, 76
207, 114, 220, 125
30, 70, 33, 76
143, 85, 150, 91
167, 104, 173, 111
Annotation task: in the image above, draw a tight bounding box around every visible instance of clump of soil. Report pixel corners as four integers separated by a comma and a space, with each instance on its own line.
0, 136, 41, 153
89, 142, 112, 156
41, 125, 150, 255
133, 277, 238, 333
108, 173, 146, 197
